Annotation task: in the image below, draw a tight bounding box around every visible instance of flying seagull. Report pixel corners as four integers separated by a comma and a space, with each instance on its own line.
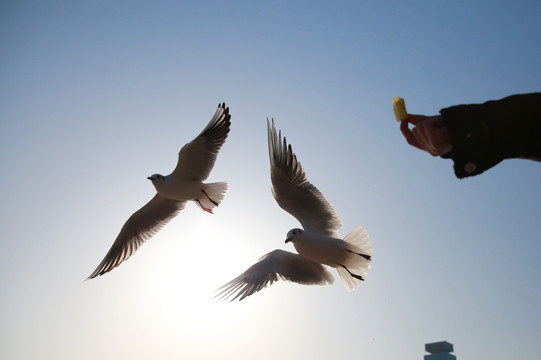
88, 103, 231, 279
217, 119, 372, 301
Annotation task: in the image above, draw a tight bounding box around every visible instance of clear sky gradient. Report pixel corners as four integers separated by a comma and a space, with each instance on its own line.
1, 1, 540, 359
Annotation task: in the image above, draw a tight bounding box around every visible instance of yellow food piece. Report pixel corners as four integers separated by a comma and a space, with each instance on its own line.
392, 97, 407, 122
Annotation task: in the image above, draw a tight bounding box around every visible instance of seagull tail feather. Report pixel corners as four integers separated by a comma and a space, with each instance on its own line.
197, 181, 228, 211
336, 226, 373, 291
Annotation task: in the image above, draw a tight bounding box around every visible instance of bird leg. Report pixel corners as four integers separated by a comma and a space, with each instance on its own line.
339, 264, 365, 281
346, 248, 372, 261
201, 189, 219, 207
196, 199, 213, 213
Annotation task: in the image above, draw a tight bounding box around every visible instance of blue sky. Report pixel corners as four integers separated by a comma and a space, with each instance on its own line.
1, 1, 540, 359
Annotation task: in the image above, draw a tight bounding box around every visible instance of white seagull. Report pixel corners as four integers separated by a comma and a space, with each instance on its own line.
88, 103, 231, 279
217, 119, 372, 301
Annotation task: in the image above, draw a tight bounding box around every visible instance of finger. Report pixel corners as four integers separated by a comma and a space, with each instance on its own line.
429, 125, 452, 155
412, 126, 433, 155
412, 126, 427, 148
400, 117, 424, 150
404, 114, 431, 125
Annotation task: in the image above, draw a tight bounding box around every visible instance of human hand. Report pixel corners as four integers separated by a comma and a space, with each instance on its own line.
400, 115, 452, 156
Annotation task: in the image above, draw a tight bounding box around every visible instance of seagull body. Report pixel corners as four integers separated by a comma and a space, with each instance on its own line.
88, 103, 231, 279
286, 227, 372, 291
148, 175, 225, 211
217, 119, 372, 301
149, 177, 203, 201
288, 229, 352, 267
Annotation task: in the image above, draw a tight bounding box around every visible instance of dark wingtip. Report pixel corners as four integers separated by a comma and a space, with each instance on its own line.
86, 272, 97, 281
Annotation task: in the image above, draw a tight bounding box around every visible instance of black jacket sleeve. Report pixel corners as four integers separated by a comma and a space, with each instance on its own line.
440, 92, 541, 178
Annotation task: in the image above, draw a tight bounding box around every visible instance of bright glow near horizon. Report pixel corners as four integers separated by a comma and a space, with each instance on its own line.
1, 1, 540, 359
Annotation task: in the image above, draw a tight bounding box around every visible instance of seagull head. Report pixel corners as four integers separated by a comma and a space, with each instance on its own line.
285, 228, 303, 243
147, 174, 166, 182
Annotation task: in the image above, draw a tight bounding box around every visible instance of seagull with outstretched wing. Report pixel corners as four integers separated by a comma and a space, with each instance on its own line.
217, 119, 372, 301
88, 103, 231, 279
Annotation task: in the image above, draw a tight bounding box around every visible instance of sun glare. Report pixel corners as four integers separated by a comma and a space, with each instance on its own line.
144, 210, 251, 333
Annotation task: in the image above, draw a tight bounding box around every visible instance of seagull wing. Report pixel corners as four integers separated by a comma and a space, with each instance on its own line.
172, 102, 231, 181
267, 119, 343, 237
216, 249, 335, 301
88, 194, 187, 279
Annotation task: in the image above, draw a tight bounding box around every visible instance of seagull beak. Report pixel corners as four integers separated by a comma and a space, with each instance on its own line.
285, 238, 292, 243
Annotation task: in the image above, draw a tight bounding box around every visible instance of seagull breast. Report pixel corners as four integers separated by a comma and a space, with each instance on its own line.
153, 176, 202, 202
291, 231, 345, 267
